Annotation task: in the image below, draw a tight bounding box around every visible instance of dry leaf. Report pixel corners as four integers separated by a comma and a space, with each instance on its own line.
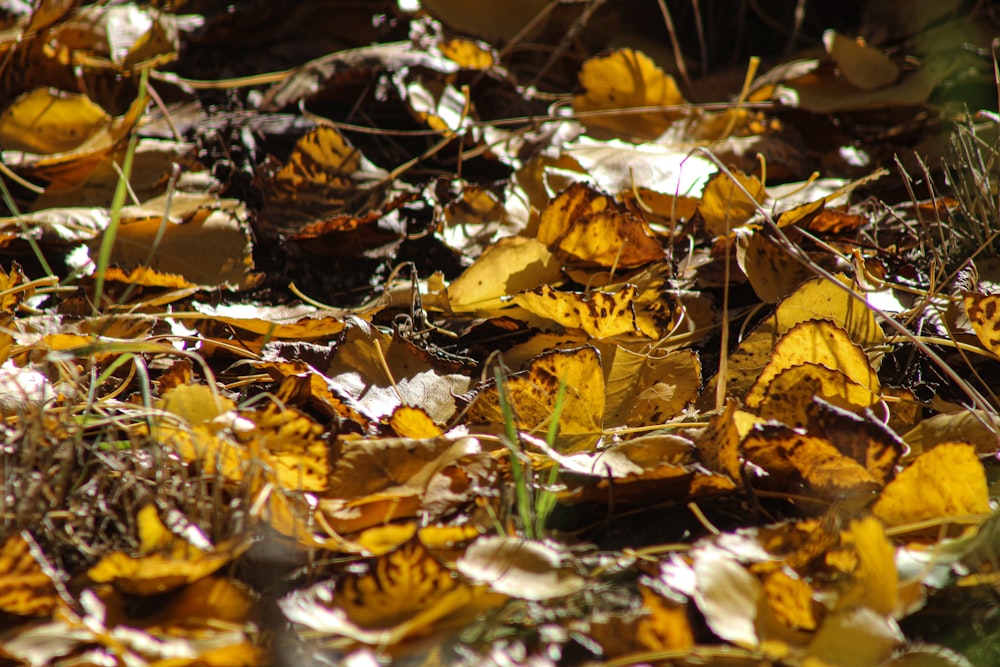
574, 49, 686, 140
468, 346, 604, 451
0, 533, 61, 617
457, 536, 586, 600
873, 443, 990, 527
279, 540, 505, 647
698, 169, 767, 237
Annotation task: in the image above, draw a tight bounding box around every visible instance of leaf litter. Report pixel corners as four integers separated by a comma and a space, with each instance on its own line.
0, 1, 999, 666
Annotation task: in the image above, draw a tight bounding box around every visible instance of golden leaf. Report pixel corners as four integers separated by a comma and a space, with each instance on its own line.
513, 285, 643, 339
536, 183, 664, 268
280, 540, 504, 646
873, 442, 990, 527
758, 362, 880, 428
824, 31, 899, 91
635, 585, 695, 651
736, 228, 812, 303
0, 88, 110, 154
573, 49, 686, 140
831, 516, 898, 616
437, 38, 494, 69
0, 533, 60, 617
694, 400, 744, 482
469, 346, 605, 451
88, 506, 249, 595
388, 405, 444, 439
742, 423, 879, 501
448, 236, 562, 312
963, 290, 1000, 356
761, 568, 819, 631
698, 170, 767, 237
745, 320, 880, 408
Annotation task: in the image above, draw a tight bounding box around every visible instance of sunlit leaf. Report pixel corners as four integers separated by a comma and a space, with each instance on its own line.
88, 506, 249, 595
279, 540, 505, 647
873, 443, 990, 527
468, 346, 604, 451
573, 49, 686, 140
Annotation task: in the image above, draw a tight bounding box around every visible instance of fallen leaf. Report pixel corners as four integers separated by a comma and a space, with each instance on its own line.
0, 533, 61, 617
279, 539, 505, 647
872, 443, 990, 527
468, 346, 604, 451
573, 49, 686, 140
457, 536, 586, 600
698, 169, 767, 237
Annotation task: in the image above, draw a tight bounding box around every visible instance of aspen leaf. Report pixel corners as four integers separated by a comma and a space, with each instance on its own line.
824, 31, 899, 91
832, 516, 898, 616
512, 284, 643, 339
698, 169, 767, 237
873, 443, 990, 527
0, 534, 60, 617
758, 363, 880, 427
469, 346, 604, 451
963, 290, 1000, 356
87, 506, 248, 595
449, 236, 561, 312
736, 227, 813, 303
573, 49, 686, 140
694, 399, 744, 482
457, 537, 586, 600
388, 405, 444, 438
635, 585, 696, 651
761, 568, 819, 631
437, 38, 494, 69
537, 183, 664, 268
746, 320, 880, 408
279, 540, 504, 646
742, 423, 879, 501
0, 88, 110, 155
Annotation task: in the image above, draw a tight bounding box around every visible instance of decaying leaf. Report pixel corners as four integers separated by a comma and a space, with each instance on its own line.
0, 533, 61, 617
279, 539, 505, 647
468, 346, 604, 451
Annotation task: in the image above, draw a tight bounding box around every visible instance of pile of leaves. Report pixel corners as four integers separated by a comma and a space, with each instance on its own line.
1, 1, 1000, 665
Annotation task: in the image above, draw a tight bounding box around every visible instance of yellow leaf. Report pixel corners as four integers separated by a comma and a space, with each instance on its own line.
448, 236, 561, 312
963, 290, 1000, 356
88, 506, 248, 595
736, 227, 813, 303
280, 540, 505, 646
758, 362, 880, 428
0, 533, 60, 617
742, 424, 879, 501
469, 346, 604, 451
635, 585, 695, 650
698, 170, 767, 237
832, 516, 898, 616
0, 88, 110, 154
573, 49, 686, 140
388, 405, 444, 439
437, 38, 494, 69
537, 183, 664, 268
824, 31, 899, 91
761, 568, 818, 630
694, 400, 744, 482
745, 320, 880, 408
513, 285, 643, 339
873, 442, 990, 527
